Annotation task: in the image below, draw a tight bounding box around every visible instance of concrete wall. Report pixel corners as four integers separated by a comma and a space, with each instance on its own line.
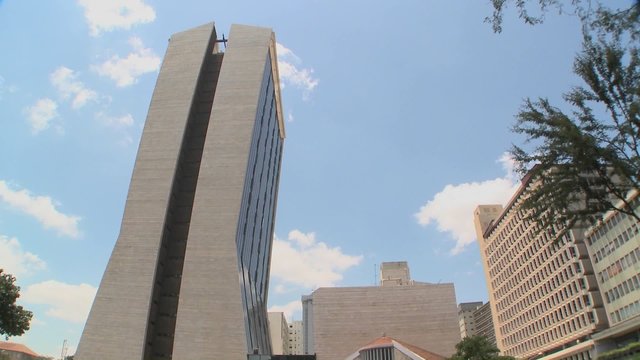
75, 22, 216, 360
171, 23, 280, 359
77, 22, 284, 360
308, 284, 460, 360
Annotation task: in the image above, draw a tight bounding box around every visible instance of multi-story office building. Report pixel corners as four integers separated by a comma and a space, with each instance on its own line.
458, 301, 483, 339
288, 321, 304, 355
302, 262, 459, 360
474, 173, 608, 359
474, 302, 497, 346
270, 312, 290, 355
76, 22, 285, 360
585, 192, 640, 350
458, 302, 497, 346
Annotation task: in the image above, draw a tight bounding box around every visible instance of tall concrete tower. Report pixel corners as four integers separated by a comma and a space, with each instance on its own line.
76, 22, 285, 360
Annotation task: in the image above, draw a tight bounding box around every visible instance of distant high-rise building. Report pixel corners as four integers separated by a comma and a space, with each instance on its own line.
473, 302, 496, 347
76, 22, 285, 360
302, 262, 459, 360
269, 312, 290, 355
458, 302, 483, 338
474, 172, 608, 359
302, 295, 315, 355
288, 320, 304, 355
380, 261, 412, 286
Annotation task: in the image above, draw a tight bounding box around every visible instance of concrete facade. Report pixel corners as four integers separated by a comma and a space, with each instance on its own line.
380, 261, 412, 286
474, 174, 608, 359
584, 192, 640, 352
303, 284, 460, 360
76, 22, 284, 360
586, 193, 640, 326
269, 312, 290, 355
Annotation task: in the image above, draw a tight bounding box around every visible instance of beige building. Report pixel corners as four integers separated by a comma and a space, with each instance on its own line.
458, 302, 483, 338
302, 277, 459, 359
269, 312, 290, 355
474, 174, 608, 359
585, 192, 640, 351
76, 23, 285, 360
288, 320, 304, 355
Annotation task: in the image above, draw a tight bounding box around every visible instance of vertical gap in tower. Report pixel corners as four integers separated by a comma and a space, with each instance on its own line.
143, 50, 224, 359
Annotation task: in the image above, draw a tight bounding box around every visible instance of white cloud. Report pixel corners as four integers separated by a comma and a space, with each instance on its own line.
93, 37, 161, 87
24, 98, 58, 134
271, 230, 363, 289
414, 154, 520, 255
0, 181, 81, 238
268, 300, 302, 322
50, 67, 97, 109
95, 111, 134, 128
77, 0, 156, 36
21, 280, 97, 323
276, 43, 319, 99
0, 235, 46, 277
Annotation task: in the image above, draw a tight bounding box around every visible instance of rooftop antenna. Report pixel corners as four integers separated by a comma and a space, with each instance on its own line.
374, 263, 378, 286
60, 339, 68, 360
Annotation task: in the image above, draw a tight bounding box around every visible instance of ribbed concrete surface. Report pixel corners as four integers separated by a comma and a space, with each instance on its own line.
308, 284, 460, 360
75, 23, 216, 360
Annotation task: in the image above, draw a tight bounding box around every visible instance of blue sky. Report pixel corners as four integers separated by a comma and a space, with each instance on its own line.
0, 0, 622, 356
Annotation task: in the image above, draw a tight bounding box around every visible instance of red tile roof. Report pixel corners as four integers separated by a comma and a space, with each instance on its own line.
357, 336, 446, 360
0, 341, 41, 357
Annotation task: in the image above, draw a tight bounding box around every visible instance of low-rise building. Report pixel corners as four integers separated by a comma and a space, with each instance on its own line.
344, 336, 446, 360
0, 342, 42, 360
302, 262, 459, 360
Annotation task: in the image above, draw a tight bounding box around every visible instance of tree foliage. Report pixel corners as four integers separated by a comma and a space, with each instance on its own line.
0, 269, 33, 339
487, 1, 640, 231
486, 0, 639, 37
449, 336, 514, 360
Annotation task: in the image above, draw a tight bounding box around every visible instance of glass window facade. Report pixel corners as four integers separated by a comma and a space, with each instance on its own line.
236, 52, 284, 355
586, 194, 640, 325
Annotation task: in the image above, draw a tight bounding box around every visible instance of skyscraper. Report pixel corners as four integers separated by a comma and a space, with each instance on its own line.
76, 22, 285, 360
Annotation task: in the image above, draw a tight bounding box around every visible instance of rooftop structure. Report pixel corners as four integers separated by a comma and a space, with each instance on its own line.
380, 261, 412, 286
